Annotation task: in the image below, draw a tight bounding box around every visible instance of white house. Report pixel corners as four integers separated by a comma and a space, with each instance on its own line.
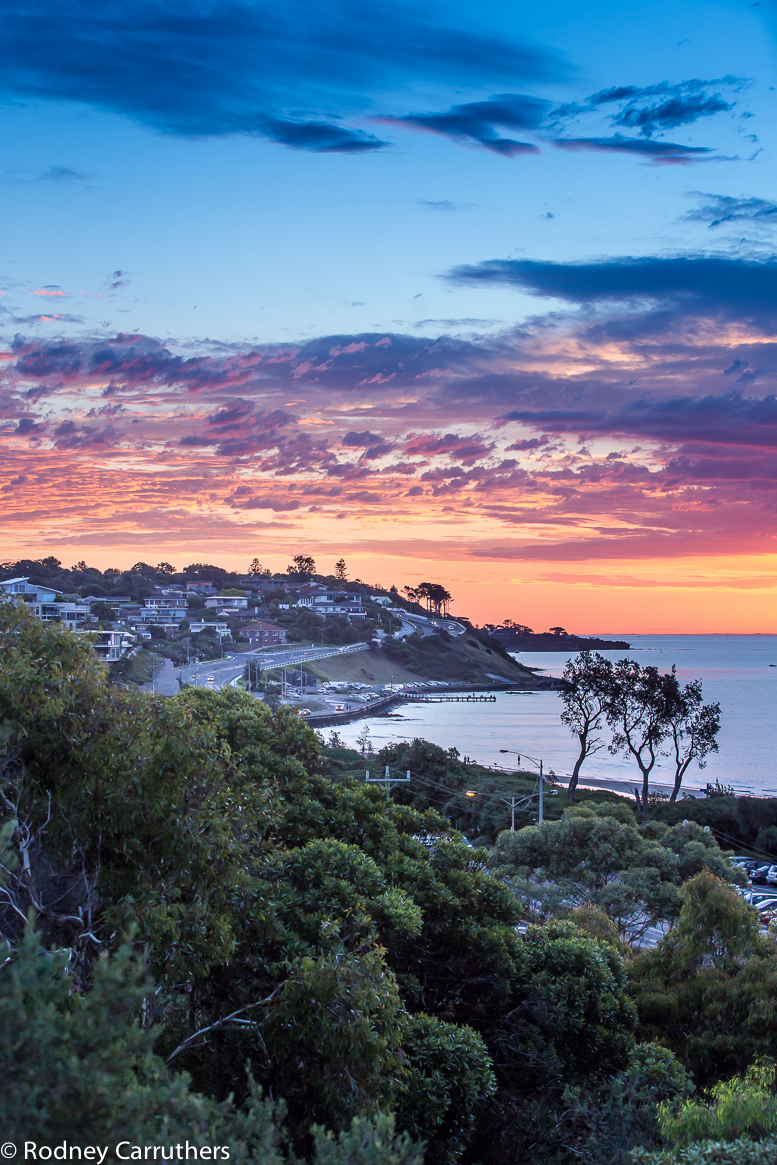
189, 621, 230, 636
204, 594, 249, 609
295, 588, 366, 619
92, 630, 134, 662
0, 577, 92, 629
140, 596, 187, 629
0, 577, 58, 603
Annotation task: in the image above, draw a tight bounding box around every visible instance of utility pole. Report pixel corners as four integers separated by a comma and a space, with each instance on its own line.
540, 759, 547, 824
365, 766, 411, 802
499, 749, 546, 824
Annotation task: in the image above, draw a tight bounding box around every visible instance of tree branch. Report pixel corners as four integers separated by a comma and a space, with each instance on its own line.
165, 982, 286, 1065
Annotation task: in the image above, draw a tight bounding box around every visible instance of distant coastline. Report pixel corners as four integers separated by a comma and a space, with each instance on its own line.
489, 629, 631, 653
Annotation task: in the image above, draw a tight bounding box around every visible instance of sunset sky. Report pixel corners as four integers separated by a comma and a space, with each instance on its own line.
2, 0, 777, 631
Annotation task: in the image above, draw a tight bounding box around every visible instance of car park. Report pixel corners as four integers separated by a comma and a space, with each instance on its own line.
748, 893, 777, 907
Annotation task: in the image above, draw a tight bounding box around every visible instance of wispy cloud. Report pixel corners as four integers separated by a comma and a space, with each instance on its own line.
415, 199, 475, 212
586, 78, 741, 135
377, 94, 547, 155
552, 136, 715, 164
36, 164, 91, 183
0, 0, 564, 149
255, 115, 387, 152
684, 192, 777, 229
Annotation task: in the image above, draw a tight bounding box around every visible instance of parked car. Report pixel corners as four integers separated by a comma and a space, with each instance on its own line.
749, 864, 773, 884
747, 893, 777, 907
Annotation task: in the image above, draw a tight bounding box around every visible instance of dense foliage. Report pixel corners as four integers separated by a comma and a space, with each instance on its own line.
6, 605, 777, 1163
1, 605, 678, 1164
492, 803, 743, 943
632, 1060, 777, 1164
630, 871, 777, 1086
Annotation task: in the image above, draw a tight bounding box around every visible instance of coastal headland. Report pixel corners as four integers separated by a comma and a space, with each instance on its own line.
308, 633, 559, 688
489, 627, 631, 653
266, 630, 566, 724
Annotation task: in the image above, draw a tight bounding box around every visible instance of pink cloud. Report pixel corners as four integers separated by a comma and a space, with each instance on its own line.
2, 305, 777, 569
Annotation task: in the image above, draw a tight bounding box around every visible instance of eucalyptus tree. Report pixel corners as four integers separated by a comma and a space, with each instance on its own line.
491, 803, 740, 945
605, 659, 673, 817
599, 660, 721, 812
560, 652, 614, 802
662, 669, 721, 802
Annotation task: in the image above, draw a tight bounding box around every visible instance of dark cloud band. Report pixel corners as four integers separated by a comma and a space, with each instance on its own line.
0, 0, 564, 148
446, 254, 777, 317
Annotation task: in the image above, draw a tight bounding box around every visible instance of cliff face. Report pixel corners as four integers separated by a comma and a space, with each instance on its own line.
490, 629, 630, 653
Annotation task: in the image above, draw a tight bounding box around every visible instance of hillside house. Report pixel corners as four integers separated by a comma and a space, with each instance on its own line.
93, 630, 134, 662
140, 596, 187, 630
189, 621, 230, 636
0, 577, 92, 630
0, 577, 58, 603
204, 594, 249, 608
295, 587, 366, 620
242, 621, 287, 646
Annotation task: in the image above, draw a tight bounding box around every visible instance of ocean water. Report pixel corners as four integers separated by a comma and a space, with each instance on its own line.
327, 636, 777, 797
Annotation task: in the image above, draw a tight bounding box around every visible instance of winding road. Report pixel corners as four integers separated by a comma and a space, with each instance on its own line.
178, 641, 370, 689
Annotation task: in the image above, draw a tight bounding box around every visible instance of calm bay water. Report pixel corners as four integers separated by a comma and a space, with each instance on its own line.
329, 636, 777, 796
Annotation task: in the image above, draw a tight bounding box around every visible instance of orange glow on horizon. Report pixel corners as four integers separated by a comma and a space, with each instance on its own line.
3, 533, 775, 634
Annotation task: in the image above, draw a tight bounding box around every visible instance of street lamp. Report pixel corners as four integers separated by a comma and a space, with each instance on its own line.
499, 749, 545, 823
464, 786, 533, 831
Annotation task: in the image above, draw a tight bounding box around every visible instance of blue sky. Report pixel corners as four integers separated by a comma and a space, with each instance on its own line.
3, 0, 777, 631
1, 0, 773, 342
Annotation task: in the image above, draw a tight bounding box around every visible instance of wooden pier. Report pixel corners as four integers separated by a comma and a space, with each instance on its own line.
405, 693, 497, 703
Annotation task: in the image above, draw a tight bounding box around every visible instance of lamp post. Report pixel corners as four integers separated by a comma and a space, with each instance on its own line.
465, 786, 533, 831
499, 749, 545, 823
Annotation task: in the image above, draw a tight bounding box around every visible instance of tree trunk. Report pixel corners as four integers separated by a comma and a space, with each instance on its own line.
638, 766, 651, 820
670, 760, 689, 803
567, 748, 586, 803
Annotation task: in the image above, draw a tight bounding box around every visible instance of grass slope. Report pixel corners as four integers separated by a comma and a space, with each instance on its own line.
313, 632, 547, 685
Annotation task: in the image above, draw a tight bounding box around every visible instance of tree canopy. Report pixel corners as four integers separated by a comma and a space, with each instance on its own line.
492, 803, 742, 944
558, 653, 721, 808
0, 605, 742, 1164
